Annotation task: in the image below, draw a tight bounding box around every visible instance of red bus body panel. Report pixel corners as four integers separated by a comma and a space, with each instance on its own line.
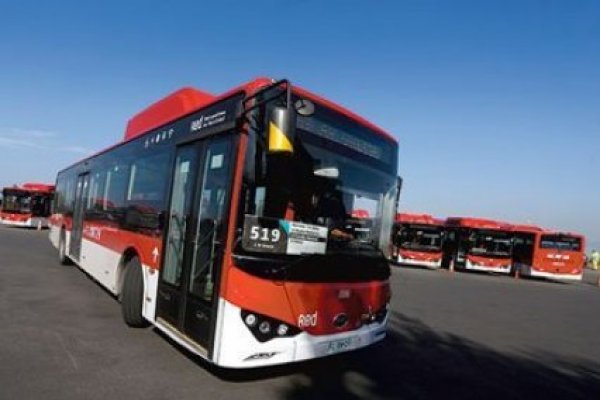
124, 88, 215, 141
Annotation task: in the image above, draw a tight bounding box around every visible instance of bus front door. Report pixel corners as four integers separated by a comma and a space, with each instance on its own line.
70, 173, 89, 261
157, 136, 233, 354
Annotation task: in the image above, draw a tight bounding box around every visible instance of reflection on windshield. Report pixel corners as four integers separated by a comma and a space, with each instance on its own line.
240, 115, 397, 258
2, 192, 32, 213
1, 190, 52, 216
469, 231, 512, 257
263, 141, 395, 254
396, 226, 443, 252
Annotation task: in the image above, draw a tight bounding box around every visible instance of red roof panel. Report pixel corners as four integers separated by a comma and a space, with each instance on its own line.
446, 216, 512, 231
124, 87, 215, 141
396, 213, 444, 226
5, 183, 55, 193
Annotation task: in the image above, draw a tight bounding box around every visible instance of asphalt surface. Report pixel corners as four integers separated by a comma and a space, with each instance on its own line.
1, 225, 600, 400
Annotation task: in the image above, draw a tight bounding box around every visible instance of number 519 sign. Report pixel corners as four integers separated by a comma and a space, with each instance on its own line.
242, 215, 288, 253
241, 214, 328, 255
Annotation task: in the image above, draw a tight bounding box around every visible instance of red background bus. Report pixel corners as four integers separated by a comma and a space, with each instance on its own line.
49, 77, 400, 368
1, 183, 55, 228
444, 217, 514, 274
392, 213, 445, 268
512, 224, 585, 281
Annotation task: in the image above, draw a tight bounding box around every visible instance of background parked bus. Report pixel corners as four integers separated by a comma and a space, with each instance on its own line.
391, 213, 445, 268
49, 77, 400, 369
512, 225, 585, 281
0, 183, 54, 228
443, 217, 514, 274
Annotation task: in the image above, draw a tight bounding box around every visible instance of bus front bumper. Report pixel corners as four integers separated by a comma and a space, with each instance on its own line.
519, 264, 583, 281
464, 260, 511, 274
397, 255, 442, 269
214, 300, 388, 369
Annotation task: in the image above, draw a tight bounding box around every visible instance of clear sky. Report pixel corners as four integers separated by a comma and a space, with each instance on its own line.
1, 1, 599, 249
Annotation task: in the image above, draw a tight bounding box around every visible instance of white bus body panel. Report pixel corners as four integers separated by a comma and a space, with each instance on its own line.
213, 300, 387, 368
465, 259, 511, 274
1, 216, 48, 228
396, 254, 442, 269
517, 263, 583, 281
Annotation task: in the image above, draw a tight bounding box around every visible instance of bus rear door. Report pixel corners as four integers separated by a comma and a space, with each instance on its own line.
70, 173, 90, 261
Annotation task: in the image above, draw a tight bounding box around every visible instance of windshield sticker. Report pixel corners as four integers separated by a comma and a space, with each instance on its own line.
210, 154, 224, 169
242, 215, 328, 255
284, 220, 328, 255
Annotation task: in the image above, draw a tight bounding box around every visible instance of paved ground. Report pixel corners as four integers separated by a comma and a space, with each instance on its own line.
1, 225, 600, 400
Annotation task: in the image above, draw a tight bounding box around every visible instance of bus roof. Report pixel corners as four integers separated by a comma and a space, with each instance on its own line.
541, 230, 585, 240
446, 216, 512, 231
3, 183, 55, 193
396, 213, 444, 226
60, 77, 398, 175
124, 77, 397, 143
511, 224, 546, 233
124, 87, 216, 141
511, 223, 584, 239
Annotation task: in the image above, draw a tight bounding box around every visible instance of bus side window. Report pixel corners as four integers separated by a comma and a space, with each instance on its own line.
103, 163, 130, 224
125, 150, 170, 232
86, 169, 107, 220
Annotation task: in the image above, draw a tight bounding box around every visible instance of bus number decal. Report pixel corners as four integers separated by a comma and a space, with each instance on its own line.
241, 215, 328, 255
242, 215, 287, 253
249, 226, 281, 243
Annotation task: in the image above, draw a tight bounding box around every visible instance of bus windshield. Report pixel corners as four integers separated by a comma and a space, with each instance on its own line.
2, 189, 32, 213
396, 225, 443, 252
469, 230, 512, 257
540, 234, 582, 251
238, 98, 398, 260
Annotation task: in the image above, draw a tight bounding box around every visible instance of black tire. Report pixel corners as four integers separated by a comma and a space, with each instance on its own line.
58, 230, 72, 265
121, 257, 149, 327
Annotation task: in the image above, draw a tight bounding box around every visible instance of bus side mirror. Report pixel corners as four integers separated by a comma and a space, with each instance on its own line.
268, 106, 296, 154
396, 176, 403, 205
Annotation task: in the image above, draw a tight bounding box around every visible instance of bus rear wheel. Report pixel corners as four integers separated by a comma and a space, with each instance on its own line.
121, 257, 149, 328
58, 230, 72, 265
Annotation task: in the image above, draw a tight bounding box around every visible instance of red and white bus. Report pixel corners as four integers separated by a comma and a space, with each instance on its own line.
392, 213, 445, 268
443, 217, 514, 274
512, 225, 585, 281
49, 78, 400, 368
1, 183, 55, 228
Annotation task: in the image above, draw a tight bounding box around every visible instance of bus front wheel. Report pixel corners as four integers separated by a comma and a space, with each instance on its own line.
121, 257, 149, 328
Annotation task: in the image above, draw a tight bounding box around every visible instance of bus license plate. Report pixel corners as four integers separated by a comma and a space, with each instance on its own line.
326, 337, 353, 354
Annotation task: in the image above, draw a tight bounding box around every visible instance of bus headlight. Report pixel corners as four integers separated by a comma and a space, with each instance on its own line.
277, 324, 289, 336
241, 310, 301, 342
258, 321, 271, 334
244, 313, 258, 327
